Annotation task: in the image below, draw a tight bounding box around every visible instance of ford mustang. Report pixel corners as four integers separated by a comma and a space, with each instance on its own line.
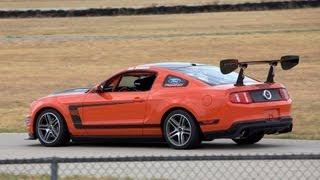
26, 55, 299, 149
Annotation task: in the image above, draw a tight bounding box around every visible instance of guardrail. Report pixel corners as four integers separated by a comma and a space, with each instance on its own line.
0, 0, 319, 18
0, 154, 319, 180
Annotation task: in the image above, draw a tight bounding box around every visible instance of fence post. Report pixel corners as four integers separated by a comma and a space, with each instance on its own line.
51, 157, 58, 180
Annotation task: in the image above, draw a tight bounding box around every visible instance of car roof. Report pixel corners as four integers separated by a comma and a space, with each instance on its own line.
133, 62, 205, 70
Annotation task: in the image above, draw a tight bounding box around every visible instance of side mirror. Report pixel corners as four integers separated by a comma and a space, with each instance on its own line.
103, 86, 113, 92
93, 84, 114, 93
280, 55, 299, 70
220, 59, 239, 74
92, 85, 104, 93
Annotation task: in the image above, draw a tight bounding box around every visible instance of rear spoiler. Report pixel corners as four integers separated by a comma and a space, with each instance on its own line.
220, 55, 299, 86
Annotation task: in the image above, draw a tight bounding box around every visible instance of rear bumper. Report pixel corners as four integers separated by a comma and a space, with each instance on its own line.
203, 116, 292, 139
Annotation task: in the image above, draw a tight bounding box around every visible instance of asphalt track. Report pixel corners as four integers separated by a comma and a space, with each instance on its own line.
0, 133, 319, 159
0, 133, 319, 179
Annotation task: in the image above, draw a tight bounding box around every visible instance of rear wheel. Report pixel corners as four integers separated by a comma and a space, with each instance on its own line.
232, 132, 264, 145
163, 110, 201, 149
36, 109, 70, 147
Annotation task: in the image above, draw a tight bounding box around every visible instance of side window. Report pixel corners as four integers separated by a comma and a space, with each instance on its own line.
115, 73, 156, 92
102, 75, 120, 92
163, 75, 188, 87
118, 75, 139, 89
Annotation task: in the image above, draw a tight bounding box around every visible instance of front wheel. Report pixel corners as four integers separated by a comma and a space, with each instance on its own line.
36, 109, 70, 147
232, 132, 264, 145
163, 110, 201, 149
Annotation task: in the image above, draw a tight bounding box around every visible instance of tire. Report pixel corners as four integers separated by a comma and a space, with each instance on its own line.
36, 109, 70, 147
232, 132, 264, 145
163, 110, 201, 149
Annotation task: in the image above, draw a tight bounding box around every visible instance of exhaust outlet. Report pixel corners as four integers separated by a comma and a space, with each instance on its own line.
235, 129, 248, 139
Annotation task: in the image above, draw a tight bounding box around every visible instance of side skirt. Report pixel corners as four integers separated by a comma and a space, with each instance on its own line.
71, 135, 164, 143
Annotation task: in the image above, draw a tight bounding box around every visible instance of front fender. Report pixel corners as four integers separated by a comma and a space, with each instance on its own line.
28, 97, 81, 136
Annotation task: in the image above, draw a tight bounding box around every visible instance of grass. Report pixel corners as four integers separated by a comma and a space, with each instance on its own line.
0, 173, 50, 180
0, 0, 295, 9
0, 8, 319, 139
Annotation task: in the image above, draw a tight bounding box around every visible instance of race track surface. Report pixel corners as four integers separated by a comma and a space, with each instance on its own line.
1, 133, 319, 159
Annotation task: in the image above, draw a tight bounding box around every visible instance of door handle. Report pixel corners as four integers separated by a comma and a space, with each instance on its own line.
133, 97, 145, 102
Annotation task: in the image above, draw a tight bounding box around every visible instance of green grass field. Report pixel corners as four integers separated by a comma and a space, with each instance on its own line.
0, 8, 319, 139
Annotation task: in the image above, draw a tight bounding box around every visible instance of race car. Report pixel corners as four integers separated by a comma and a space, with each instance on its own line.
26, 55, 299, 149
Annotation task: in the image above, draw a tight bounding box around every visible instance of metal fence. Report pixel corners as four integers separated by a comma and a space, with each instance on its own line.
0, 154, 319, 180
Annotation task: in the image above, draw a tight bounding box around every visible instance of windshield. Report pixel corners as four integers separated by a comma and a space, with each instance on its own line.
170, 65, 257, 85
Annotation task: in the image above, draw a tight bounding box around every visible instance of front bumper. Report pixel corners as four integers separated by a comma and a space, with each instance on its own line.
25, 116, 36, 140
26, 133, 36, 140
203, 117, 292, 139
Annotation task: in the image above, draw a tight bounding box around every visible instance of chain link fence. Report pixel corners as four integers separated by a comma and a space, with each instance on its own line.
0, 154, 319, 180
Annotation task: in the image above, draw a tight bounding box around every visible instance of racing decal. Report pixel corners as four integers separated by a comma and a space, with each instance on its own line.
163, 75, 188, 87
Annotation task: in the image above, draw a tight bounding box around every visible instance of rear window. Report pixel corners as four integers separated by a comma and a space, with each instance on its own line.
163, 75, 188, 87
170, 65, 256, 85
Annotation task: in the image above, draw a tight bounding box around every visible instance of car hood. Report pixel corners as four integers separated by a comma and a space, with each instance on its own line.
50, 87, 90, 96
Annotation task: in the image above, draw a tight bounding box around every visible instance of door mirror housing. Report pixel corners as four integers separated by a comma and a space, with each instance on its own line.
103, 85, 113, 92
91, 85, 103, 93
92, 84, 113, 93
98, 85, 104, 93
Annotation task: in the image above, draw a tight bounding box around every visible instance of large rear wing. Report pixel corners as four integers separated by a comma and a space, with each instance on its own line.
220, 55, 299, 86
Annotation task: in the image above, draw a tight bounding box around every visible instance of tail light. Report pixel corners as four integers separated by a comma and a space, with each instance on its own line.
279, 88, 290, 100
230, 92, 252, 104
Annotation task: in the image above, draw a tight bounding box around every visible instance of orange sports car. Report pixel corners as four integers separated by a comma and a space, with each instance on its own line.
26, 55, 299, 149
